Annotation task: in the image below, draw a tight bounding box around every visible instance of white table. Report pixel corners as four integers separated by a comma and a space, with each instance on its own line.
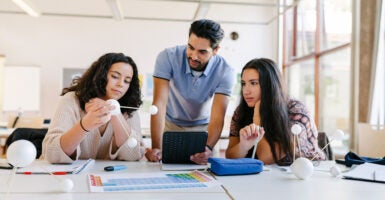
216, 161, 385, 200
0, 160, 230, 200
1, 160, 385, 200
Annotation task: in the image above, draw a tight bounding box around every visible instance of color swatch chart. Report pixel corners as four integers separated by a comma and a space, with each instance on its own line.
88, 171, 221, 192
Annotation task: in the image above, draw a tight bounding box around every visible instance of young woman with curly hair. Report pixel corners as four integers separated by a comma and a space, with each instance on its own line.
42, 53, 144, 163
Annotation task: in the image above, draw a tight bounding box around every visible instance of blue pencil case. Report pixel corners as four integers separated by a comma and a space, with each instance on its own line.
208, 157, 263, 176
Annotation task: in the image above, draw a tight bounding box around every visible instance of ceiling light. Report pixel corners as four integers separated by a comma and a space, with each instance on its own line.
106, 0, 124, 21
194, 2, 210, 20
12, 0, 41, 17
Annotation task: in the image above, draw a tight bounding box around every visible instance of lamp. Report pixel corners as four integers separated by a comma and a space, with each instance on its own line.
12, 0, 41, 17
194, 2, 210, 20
106, 0, 124, 21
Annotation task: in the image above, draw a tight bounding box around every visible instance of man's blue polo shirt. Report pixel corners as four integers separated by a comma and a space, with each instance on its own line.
153, 45, 235, 126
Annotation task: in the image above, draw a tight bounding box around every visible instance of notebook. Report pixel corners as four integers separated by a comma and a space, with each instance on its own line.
16, 159, 95, 175
161, 131, 208, 164
342, 162, 385, 183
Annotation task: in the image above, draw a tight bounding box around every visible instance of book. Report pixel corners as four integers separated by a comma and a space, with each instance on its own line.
16, 159, 94, 175
342, 162, 385, 183
88, 171, 220, 192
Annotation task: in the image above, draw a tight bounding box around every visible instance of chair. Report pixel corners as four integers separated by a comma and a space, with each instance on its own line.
318, 132, 333, 160
5, 128, 48, 158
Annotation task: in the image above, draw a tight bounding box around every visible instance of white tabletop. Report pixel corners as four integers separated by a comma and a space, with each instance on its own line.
216, 161, 385, 200
1, 160, 385, 200
0, 160, 229, 200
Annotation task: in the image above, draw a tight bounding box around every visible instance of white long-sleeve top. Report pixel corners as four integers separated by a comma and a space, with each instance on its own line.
41, 92, 144, 163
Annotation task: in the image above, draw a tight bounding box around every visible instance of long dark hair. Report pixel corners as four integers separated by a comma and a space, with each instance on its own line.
62, 53, 142, 117
236, 58, 292, 165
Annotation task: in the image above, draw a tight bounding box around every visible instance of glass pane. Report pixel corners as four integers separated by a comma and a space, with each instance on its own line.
319, 48, 351, 153
284, 0, 316, 62
284, 6, 295, 61
320, 0, 352, 50
295, 0, 316, 57
286, 59, 316, 116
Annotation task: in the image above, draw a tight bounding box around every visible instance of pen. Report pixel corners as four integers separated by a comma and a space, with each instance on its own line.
104, 165, 127, 171
373, 171, 376, 181
0, 165, 13, 170
20, 171, 69, 175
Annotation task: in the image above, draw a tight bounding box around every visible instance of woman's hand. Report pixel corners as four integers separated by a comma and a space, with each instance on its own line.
239, 123, 265, 149
82, 98, 114, 131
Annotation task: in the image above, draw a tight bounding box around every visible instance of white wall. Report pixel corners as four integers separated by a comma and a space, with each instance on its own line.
0, 13, 277, 122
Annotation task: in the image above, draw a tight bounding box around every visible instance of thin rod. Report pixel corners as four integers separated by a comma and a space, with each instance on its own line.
120, 106, 139, 110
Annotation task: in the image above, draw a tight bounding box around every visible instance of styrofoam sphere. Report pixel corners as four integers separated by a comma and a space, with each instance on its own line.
127, 137, 138, 148
290, 157, 314, 180
149, 105, 158, 115
330, 165, 342, 177
7, 140, 36, 167
332, 129, 344, 141
291, 124, 302, 135
59, 178, 74, 193
107, 99, 121, 115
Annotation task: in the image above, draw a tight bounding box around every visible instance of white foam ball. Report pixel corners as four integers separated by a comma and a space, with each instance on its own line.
59, 178, 74, 193
332, 129, 344, 141
149, 105, 158, 115
290, 157, 314, 180
291, 124, 302, 135
107, 99, 121, 115
7, 140, 36, 167
127, 136, 138, 148
330, 165, 342, 177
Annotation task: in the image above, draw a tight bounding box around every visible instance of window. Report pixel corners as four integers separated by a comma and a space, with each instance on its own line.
282, 0, 352, 155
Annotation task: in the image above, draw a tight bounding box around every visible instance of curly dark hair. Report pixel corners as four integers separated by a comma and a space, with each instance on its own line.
189, 19, 224, 49
236, 58, 292, 165
62, 53, 143, 117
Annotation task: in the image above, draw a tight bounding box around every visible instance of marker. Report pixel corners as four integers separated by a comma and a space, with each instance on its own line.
104, 165, 127, 171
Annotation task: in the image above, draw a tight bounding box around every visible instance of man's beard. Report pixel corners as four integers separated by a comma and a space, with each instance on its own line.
188, 58, 206, 71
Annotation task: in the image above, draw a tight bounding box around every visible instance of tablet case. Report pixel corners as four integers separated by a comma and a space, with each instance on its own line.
208, 157, 264, 176
162, 131, 208, 164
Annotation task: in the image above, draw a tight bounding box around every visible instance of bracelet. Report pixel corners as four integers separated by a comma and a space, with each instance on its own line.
79, 118, 90, 132
206, 145, 213, 151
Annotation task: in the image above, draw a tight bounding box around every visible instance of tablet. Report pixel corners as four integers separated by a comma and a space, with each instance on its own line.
162, 131, 208, 164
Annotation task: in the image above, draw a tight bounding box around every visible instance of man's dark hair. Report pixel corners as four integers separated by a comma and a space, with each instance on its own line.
189, 19, 224, 49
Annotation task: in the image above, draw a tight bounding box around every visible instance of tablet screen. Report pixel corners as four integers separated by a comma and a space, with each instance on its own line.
162, 131, 208, 164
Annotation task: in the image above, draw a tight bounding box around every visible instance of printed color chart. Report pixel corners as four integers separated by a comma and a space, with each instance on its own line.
88, 171, 221, 192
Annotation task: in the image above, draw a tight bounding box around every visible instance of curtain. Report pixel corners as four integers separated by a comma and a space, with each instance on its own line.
369, 0, 385, 128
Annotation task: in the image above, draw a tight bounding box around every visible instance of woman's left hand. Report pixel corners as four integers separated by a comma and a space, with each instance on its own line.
82, 98, 114, 130
239, 123, 265, 149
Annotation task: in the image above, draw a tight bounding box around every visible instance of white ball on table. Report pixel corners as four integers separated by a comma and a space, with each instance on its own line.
59, 178, 74, 193
290, 157, 314, 180
106, 99, 121, 115
6, 140, 37, 168
330, 165, 342, 177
